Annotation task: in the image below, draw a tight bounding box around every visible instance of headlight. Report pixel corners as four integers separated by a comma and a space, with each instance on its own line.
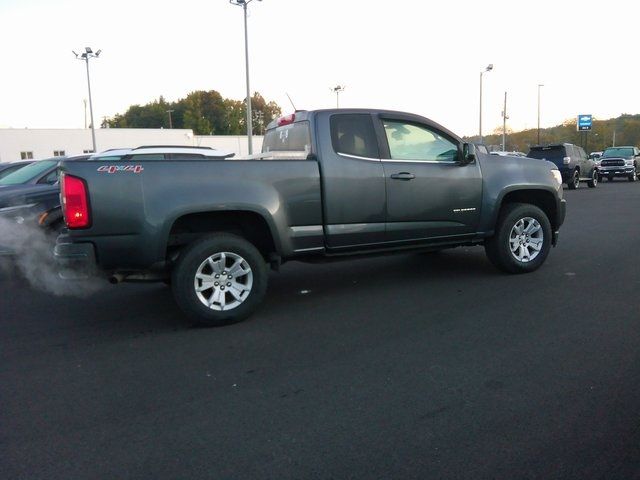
551, 170, 563, 185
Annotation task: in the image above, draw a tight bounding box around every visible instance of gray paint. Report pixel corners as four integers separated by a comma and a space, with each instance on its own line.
57, 109, 565, 273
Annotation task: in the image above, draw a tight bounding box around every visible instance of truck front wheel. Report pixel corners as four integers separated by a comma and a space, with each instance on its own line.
485, 203, 552, 274
172, 234, 268, 326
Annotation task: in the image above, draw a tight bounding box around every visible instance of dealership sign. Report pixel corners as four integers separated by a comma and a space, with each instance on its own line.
577, 114, 592, 131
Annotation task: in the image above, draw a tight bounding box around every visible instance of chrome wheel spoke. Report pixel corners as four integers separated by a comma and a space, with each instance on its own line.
228, 258, 250, 277
194, 251, 253, 311
509, 216, 544, 263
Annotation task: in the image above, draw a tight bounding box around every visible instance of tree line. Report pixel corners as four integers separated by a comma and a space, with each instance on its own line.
475, 114, 640, 153
102, 90, 282, 135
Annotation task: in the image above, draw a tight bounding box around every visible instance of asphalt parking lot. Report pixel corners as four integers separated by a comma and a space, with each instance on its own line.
1, 181, 640, 480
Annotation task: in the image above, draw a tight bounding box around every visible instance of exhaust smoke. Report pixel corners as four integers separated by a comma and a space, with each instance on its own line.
0, 217, 105, 297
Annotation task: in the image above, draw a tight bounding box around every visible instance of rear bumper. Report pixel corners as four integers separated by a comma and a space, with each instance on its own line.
53, 234, 97, 278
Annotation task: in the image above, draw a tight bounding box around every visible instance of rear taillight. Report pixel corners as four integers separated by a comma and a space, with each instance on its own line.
277, 113, 296, 126
61, 173, 90, 229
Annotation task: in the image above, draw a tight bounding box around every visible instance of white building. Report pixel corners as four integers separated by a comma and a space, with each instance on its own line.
0, 128, 263, 162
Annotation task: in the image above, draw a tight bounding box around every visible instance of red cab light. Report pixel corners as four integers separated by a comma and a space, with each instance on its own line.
277, 113, 296, 126
61, 173, 90, 229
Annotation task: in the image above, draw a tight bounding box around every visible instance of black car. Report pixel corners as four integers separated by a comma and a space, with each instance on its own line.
0, 155, 90, 231
0, 161, 33, 180
597, 146, 640, 182
527, 143, 598, 189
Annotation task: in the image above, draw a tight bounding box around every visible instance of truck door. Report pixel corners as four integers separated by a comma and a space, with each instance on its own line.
377, 116, 483, 242
316, 113, 387, 248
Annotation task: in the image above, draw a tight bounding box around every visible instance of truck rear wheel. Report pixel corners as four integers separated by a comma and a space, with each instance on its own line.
484, 203, 552, 274
171, 234, 268, 326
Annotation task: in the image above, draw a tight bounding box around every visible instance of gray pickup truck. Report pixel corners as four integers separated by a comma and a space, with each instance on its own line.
55, 109, 566, 326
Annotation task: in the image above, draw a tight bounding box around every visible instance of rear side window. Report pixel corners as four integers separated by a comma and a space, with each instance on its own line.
263, 121, 311, 153
330, 114, 379, 159
527, 146, 565, 161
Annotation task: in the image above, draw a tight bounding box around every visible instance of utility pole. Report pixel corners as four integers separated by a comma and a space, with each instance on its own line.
83, 98, 87, 129
537, 84, 544, 145
478, 64, 493, 144
166, 109, 174, 129
502, 91, 508, 152
74, 47, 101, 152
331, 85, 345, 108
229, 0, 261, 155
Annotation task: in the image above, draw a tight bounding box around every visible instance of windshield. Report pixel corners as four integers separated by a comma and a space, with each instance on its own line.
0, 159, 58, 186
602, 147, 634, 158
263, 121, 311, 153
527, 147, 564, 160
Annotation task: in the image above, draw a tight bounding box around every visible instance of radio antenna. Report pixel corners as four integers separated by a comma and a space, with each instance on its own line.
285, 92, 297, 111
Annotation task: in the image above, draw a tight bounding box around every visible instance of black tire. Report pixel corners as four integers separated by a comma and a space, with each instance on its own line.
587, 170, 598, 188
484, 203, 552, 274
171, 233, 268, 327
566, 170, 579, 190
629, 171, 637, 182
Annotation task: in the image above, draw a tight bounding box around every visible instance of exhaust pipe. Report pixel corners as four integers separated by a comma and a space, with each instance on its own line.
109, 273, 126, 284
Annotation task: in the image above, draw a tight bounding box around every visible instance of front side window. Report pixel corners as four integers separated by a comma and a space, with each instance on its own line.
330, 114, 379, 159
383, 121, 458, 162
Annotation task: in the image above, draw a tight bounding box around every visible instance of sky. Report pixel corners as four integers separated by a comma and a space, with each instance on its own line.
0, 0, 638, 137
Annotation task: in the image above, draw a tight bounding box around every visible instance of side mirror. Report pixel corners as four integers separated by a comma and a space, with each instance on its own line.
461, 143, 476, 164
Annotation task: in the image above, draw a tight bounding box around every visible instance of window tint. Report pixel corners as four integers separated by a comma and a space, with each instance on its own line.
129, 154, 166, 161
0, 160, 57, 185
169, 153, 205, 160
528, 146, 564, 160
383, 121, 458, 162
330, 114, 379, 159
38, 169, 59, 185
263, 121, 311, 153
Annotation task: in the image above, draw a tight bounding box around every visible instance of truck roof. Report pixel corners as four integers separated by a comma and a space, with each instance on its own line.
266, 109, 461, 142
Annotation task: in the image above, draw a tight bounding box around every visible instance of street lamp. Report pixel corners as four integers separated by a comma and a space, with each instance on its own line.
331, 85, 345, 108
478, 64, 493, 144
229, 0, 262, 155
537, 84, 544, 145
166, 109, 175, 129
73, 47, 101, 153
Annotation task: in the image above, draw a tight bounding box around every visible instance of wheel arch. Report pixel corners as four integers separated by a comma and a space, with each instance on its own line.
165, 208, 281, 262
494, 188, 560, 230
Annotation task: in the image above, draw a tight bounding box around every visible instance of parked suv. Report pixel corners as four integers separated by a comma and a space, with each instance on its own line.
527, 143, 597, 189
597, 146, 640, 182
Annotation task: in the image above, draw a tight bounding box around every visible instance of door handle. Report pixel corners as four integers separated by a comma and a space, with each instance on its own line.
390, 172, 415, 181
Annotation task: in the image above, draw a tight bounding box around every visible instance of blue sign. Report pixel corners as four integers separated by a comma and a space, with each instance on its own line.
577, 114, 592, 131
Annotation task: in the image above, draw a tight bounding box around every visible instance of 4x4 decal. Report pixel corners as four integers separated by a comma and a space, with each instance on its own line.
97, 165, 144, 174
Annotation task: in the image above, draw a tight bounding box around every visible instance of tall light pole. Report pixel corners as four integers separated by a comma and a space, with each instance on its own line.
73, 47, 101, 153
331, 85, 345, 108
230, 0, 261, 155
502, 91, 509, 152
537, 84, 544, 145
166, 109, 174, 129
478, 64, 493, 144
83, 98, 87, 129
